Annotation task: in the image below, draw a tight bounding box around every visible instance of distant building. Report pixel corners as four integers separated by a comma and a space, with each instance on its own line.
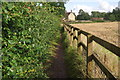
91, 17, 104, 21
65, 10, 76, 21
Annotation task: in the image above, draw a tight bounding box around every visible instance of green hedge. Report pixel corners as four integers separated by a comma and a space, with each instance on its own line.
2, 2, 61, 78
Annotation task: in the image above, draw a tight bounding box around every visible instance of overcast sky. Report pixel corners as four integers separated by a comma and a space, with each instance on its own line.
65, 0, 120, 15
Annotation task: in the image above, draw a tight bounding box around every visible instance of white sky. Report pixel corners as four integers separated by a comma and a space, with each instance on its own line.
65, 0, 120, 15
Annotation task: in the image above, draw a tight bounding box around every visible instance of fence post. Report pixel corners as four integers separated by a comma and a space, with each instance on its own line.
87, 34, 94, 78
77, 30, 81, 54
66, 26, 70, 41
73, 28, 78, 49
63, 24, 66, 32
66, 26, 69, 39
70, 27, 73, 46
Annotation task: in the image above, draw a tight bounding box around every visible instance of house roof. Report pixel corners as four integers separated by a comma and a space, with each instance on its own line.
65, 12, 76, 17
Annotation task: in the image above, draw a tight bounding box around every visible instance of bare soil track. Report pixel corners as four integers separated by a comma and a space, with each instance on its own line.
48, 34, 68, 78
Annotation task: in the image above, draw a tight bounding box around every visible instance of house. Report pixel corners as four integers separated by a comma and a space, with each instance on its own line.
65, 10, 76, 21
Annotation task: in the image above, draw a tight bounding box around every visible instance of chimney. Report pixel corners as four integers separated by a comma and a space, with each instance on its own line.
71, 10, 72, 12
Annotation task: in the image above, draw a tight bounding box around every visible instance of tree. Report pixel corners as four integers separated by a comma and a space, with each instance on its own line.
77, 9, 90, 20
104, 12, 111, 20
104, 7, 120, 21
109, 14, 116, 21
113, 7, 120, 21
91, 11, 99, 18
91, 11, 106, 18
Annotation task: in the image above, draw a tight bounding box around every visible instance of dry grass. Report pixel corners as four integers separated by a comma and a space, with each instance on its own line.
71, 22, 120, 47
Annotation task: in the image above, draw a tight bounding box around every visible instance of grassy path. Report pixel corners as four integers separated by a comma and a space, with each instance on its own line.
48, 34, 68, 78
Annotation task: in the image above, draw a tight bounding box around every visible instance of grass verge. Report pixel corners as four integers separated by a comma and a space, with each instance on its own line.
61, 27, 86, 78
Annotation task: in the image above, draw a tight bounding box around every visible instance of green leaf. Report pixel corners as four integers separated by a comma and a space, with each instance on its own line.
8, 40, 16, 44
7, 4, 14, 10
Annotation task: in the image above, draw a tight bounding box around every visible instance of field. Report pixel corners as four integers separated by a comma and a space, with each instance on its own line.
71, 22, 120, 47
70, 22, 119, 78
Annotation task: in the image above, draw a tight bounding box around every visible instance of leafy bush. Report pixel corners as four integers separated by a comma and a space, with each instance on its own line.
2, 2, 61, 78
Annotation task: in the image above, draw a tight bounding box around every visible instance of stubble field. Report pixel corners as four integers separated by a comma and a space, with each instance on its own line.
71, 22, 120, 47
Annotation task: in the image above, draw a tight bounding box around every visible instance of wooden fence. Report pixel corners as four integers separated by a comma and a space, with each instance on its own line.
63, 22, 120, 79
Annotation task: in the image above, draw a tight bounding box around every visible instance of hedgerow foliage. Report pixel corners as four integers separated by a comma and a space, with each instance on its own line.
2, 2, 61, 78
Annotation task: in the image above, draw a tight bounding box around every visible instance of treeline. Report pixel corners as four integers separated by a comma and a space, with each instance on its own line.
2, 2, 66, 78
76, 7, 120, 21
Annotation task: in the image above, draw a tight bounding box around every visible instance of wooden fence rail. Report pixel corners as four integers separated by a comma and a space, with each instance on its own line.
63, 22, 120, 79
